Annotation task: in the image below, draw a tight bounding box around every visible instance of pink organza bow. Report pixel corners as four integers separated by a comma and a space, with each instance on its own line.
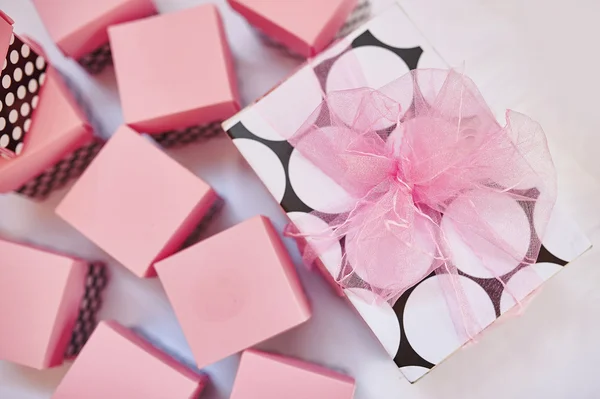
276, 69, 556, 322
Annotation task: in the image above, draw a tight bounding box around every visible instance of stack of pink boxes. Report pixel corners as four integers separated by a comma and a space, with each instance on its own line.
0, 0, 591, 398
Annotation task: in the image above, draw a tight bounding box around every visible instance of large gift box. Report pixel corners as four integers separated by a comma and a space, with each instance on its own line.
223, 3, 592, 382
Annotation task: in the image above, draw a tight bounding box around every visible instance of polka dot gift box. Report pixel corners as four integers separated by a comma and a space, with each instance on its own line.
0, 12, 103, 201
33, 0, 156, 74
223, 4, 592, 383
108, 4, 240, 148
231, 349, 355, 399
52, 321, 207, 399
0, 237, 107, 370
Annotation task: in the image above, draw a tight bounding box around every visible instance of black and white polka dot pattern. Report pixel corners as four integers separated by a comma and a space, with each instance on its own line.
225, 8, 592, 383
78, 43, 112, 75
64, 262, 108, 359
152, 121, 223, 148
0, 33, 47, 158
16, 139, 103, 200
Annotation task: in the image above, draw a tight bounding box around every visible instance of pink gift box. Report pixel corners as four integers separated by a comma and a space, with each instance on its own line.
0, 238, 107, 370
52, 321, 207, 399
231, 349, 355, 399
56, 125, 218, 278
0, 13, 100, 199
228, 0, 358, 57
155, 216, 311, 369
109, 4, 240, 146
33, 0, 156, 74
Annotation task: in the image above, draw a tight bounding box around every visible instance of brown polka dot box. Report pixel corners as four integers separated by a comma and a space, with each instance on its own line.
223, 4, 593, 383
0, 11, 102, 200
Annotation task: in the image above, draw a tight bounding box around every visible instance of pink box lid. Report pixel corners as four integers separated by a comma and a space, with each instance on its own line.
228, 0, 357, 57
155, 216, 311, 369
52, 321, 207, 399
109, 4, 240, 134
0, 66, 93, 193
33, 0, 156, 59
231, 349, 355, 399
56, 125, 216, 278
0, 238, 88, 370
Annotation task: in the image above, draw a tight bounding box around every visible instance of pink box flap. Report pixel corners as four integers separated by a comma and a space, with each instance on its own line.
155, 216, 311, 368
52, 321, 207, 398
109, 4, 240, 134
56, 125, 216, 278
33, 0, 156, 59
0, 238, 87, 369
231, 349, 355, 399
229, 0, 357, 56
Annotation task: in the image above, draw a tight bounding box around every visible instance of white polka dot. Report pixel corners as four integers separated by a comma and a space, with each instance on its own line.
17, 85, 26, 99
0, 101, 2, 112
12, 126, 22, 140
345, 212, 436, 291
15, 142, 23, 155
5, 92, 14, 106
287, 212, 342, 278
534, 196, 591, 263
0, 134, 8, 147
31, 96, 39, 109
441, 190, 530, 279
21, 44, 30, 58
36, 56, 45, 70
24, 118, 31, 132
28, 79, 38, 93
403, 275, 496, 364
288, 146, 354, 213
2, 75, 11, 89
233, 138, 286, 203
9, 110, 18, 123
13, 67, 22, 82
10, 50, 19, 64
20, 103, 30, 117
39, 73, 46, 85
368, 7, 425, 48
24, 62, 33, 76
10, 34, 14, 45
418, 50, 448, 69
327, 46, 411, 93
2, 59, 6, 71
326, 47, 413, 130
0, 118, 5, 131
254, 67, 323, 140
499, 262, 562, 314
400, 366, 430, 383
345, 288, 401, 358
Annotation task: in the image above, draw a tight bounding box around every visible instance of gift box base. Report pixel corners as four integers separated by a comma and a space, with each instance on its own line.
179, 195, 225, 251
77, 43, 112, 75
16, 138, 104, 200
151, 121, 224, 148
64, 261, 108, 359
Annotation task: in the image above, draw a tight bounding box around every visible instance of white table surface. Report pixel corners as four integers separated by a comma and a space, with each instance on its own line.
1, 1, 599, 398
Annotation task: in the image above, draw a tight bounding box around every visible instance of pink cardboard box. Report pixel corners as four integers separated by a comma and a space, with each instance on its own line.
231, 349, 355, 399
155, 216, 311, 369
52, 321, 207, 399
0, 12, 101, 200
0, 238, 107, 370
109, 4, 240, 146
33, 0, 156, 74
56, 125, 218, 278
228, 0, 358, 57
